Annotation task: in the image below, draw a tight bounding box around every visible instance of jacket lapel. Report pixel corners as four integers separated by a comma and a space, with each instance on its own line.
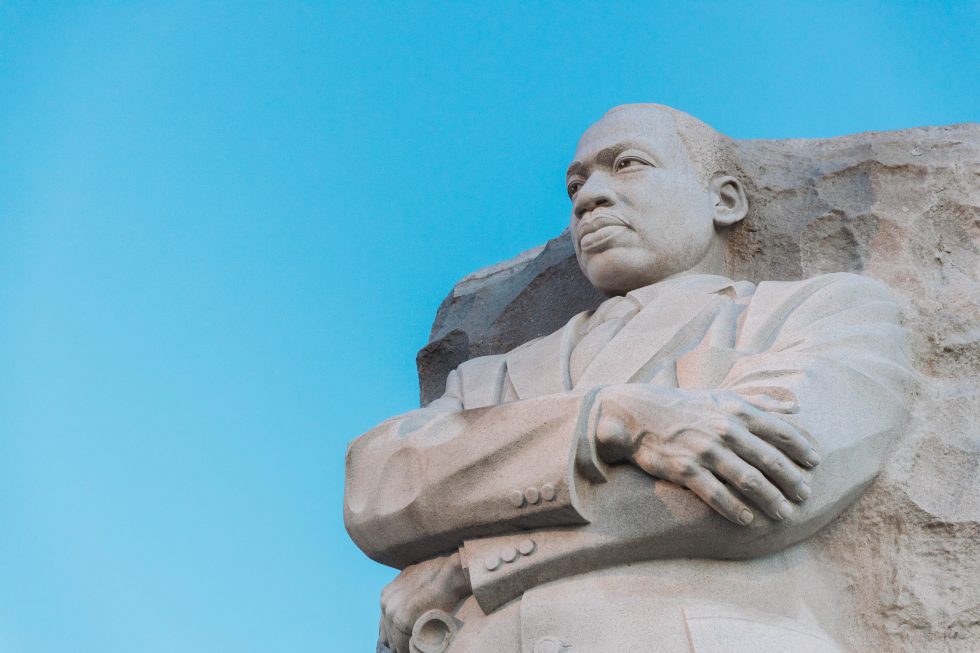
505, 311, 590, 400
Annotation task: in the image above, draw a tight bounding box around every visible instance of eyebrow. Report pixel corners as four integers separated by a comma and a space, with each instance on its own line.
566, 140, 656, 178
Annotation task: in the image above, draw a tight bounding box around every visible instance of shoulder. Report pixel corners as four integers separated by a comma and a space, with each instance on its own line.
757, 272, 893, 300
752, 272, 898, 317
736, 273, 904, 351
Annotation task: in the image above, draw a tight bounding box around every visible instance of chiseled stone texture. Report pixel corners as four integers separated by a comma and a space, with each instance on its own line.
416, 123, 980, 653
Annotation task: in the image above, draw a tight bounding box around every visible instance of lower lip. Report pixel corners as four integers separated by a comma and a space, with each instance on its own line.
580, 225, 625, 252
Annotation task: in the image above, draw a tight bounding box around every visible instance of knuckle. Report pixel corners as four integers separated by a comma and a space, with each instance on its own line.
691, 436, 713, 454
674, 458, 700, 479
699, 446, 720, 466
632, 450, 654, 470
783, 422, 804, 440
738, 474, 760, 494
774, 427, 793, 441
707, 416, 733, 436
760, 454, 779, 471
732, 403, 751, 419
709, 488, 730, 508
724, 393, 749, 415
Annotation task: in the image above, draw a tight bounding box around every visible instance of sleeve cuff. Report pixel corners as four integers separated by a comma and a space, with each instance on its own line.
574, 385, 611, 484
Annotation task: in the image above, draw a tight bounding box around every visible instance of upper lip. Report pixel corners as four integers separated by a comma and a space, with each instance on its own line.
577, 211, 629, 242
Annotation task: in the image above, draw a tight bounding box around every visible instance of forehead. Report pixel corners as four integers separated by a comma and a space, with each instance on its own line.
573, 106, 690, 169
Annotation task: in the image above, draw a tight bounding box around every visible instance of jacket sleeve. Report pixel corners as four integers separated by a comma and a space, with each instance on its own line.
461, 273, 915, 613
343, 353, 603, 570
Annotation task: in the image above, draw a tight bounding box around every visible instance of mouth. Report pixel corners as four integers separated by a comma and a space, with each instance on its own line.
577, 212, 630, 253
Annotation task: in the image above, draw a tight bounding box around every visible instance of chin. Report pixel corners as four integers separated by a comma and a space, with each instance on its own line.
581, 250, 663, 296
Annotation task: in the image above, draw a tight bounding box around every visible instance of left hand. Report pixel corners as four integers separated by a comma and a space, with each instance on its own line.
379, 551, 471, 653
594, 385, 816, 525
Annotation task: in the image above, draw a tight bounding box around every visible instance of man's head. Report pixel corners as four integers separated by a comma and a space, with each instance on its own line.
566, 104, 748, 296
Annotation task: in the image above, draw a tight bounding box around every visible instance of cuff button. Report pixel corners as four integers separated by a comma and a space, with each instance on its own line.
524, 487, 541, 504
518, 539, 536, 556
509, 490, 526, 508
484, 556, 501, 571
540, 483, 556, 501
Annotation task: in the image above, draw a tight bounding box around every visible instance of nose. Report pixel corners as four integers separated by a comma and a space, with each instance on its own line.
573, 172, 614, 221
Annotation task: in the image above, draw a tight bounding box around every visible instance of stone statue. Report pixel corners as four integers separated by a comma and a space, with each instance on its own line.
344, 104, 917, 653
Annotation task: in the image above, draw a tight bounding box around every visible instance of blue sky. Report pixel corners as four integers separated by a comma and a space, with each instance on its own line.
0, 1, 976, 651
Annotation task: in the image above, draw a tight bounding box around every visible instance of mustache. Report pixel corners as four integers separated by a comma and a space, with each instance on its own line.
576, 210, 631, 240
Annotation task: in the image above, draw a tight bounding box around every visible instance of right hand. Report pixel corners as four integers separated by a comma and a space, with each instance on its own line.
379, 552, 470, 653
594, 385, 819, 525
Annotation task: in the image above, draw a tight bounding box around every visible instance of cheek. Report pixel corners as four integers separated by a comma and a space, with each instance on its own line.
631, 175, 701, 215
666, 177, 713, 211
641, 180, 714, 237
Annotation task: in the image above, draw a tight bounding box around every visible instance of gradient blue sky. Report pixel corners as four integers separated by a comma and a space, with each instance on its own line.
0, 2, 976, 651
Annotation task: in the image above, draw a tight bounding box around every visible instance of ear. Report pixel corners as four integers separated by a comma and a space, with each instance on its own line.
709, 175, 748, 227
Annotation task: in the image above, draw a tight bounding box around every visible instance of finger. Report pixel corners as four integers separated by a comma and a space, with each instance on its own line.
739, 393, 799, 414
683, 470, 756, 526
389, 620, 412, 653
726, 423, 811, 502
737, 403, 819, 468
707, 448, 794, 520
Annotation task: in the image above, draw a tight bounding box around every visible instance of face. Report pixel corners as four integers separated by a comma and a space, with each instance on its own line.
566, 107, 719, 295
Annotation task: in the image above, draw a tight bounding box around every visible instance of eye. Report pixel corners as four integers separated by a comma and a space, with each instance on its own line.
615, 156, 648, 171
567, 180, 583, 199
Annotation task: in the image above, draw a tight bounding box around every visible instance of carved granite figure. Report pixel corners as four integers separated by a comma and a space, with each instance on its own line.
345, 105, 914, 653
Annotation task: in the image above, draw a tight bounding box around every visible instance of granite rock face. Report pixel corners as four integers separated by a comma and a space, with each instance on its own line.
416, 123, 979, 652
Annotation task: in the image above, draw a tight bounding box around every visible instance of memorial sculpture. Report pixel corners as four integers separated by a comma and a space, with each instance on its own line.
344, 104, 976, 653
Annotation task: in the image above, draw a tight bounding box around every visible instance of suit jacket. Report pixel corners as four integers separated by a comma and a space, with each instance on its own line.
345, 273, 912, 653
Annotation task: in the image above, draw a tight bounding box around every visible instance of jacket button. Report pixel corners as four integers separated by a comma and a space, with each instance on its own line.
518, 538, 536, 555
533, 637, 564, 653
541, 483, 556, 501
500, 546, 517, 563
509, 490, 526, 507
484, 556, 501, 571
524, 486, 541, 504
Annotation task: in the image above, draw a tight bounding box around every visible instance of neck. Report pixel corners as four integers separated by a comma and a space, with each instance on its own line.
661, 232, 728, 283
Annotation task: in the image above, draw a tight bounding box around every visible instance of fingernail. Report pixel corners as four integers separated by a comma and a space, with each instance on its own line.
738, 509, 754, 525
796, 482, 812, 501
806, 449, 821, 467
776, 500, 792, 520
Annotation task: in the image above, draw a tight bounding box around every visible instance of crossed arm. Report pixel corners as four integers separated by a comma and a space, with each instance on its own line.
345, 274, 913, 652
355, 384, 817, 652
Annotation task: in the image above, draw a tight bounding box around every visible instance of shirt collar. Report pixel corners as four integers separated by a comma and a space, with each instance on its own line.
624, 273, 749, 307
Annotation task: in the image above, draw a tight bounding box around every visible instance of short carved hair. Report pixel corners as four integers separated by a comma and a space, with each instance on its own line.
605, 104, 743, 187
